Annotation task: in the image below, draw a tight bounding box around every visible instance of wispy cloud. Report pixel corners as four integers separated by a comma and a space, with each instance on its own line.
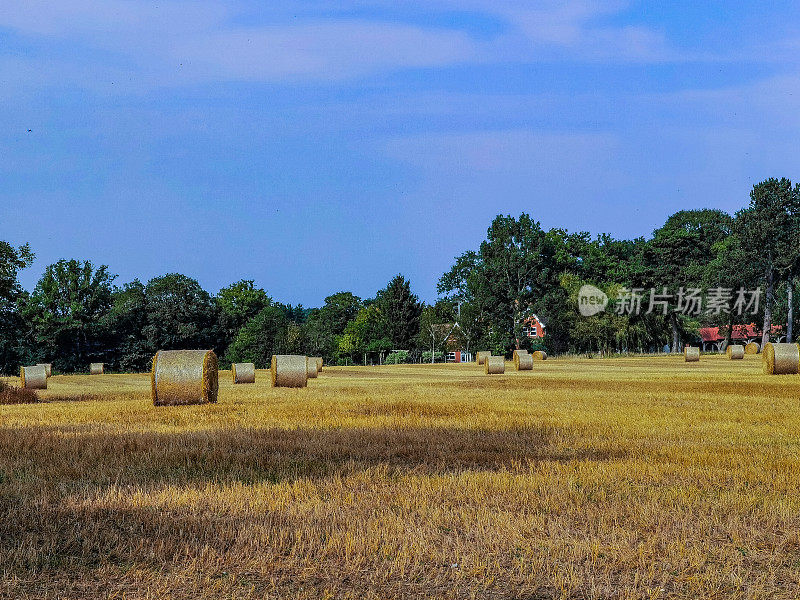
0, 2, 479, 85
491, 1, 679, 62
171, 22, 477, 82
0, 0, 764, 89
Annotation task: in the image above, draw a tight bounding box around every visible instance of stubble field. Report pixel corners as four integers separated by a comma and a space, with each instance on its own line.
2, 354, 800, 599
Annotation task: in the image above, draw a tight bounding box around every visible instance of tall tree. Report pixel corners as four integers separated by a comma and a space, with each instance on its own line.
440, 215, 555, 355
22, 259, 115, 371
418, 300, 456, 362
216, 280, 272, 357
451, 300, 483, 358
481, 215, 555, 350
735, 178, 800, 346
0, 242, 34, 374
375, 274, 422, 350
338, 304, 388, 364
645, 209, 733, 351
304, 291, 362, 360
142, 274, 219, 354
703, 234, 761, 347
225, 305, 290, 367
104, 280, 150, 371
0, 242, 34, 302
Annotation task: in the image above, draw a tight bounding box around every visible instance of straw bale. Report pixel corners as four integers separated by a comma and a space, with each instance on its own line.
532, 351, 547, 361
727, 345, 744, 360
762, 342, 800, 375
20, 365, 47, 390
516, 353, 533, 371
476, 351, 491, 365
89, 362, 104, 375
315, 357, 323, 372
745, 342, 760, 354
151, 350, 218, 406
485, 355, 505, 375
307, 356, 319, 379
271, 355, 308, 388
232, 362, 255, 384
684, 347, 700, 362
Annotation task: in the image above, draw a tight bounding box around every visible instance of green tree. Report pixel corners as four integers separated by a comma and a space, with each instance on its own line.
278, 303, 309, 324
104, 280, 150, 371
735, 178, 800, 346
418, 301, 456, 363
452, 300, 484, 358
644, 209, 733, 351
338, 304, 386, 363
0, 241, 34, 374
375, 275, 421, 351
0, 242, 34, 302
142, 274, 219, 354
22, 259, 116, 372
304, 291, 362, 360
703, 234, 761, 347
225, 305, 290, 367
216, 280, 272, 357
440, 215, 555, 355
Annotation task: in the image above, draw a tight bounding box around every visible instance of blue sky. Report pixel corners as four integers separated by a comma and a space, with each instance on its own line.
2, 1, 799, 305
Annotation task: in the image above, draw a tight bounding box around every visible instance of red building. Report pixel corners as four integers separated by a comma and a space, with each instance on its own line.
522, 314, 546, 339
698, 323, 784, 352
438, 314, 547, 363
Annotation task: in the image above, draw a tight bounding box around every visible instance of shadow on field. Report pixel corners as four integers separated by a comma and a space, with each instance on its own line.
0, 424, 626, 488
1, 495, 536, 598
0, 425, 630, 590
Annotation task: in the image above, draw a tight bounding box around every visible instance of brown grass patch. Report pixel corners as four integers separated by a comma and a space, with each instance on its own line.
0, 380, 39, 404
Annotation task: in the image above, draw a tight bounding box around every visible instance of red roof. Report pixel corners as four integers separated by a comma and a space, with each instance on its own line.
699, 323, 783, 342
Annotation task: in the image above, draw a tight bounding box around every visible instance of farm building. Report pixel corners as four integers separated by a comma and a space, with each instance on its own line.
436, 314, 546, 363
521, 314, 546, 340
430, 323, 473, 363
698, 323, 784, 352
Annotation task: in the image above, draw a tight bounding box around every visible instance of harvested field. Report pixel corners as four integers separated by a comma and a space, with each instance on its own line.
2, 354, 800, 599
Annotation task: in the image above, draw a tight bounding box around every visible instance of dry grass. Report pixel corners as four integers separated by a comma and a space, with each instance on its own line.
0, 379, 39, 404
2, 355, 800, 598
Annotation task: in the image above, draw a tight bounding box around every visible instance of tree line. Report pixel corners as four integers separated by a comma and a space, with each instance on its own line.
1, 177, 799, 374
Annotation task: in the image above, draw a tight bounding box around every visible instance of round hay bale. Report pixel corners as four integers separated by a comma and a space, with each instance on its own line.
232, 362, 255, 384
512, 349, 528, 369
315, 357, 323, 372
307, 356, 319, 379
36, 363, 52, 377
20, 365, 47, 390
271, 355, 308, 388
516, 353, 533, 371
151, 350, 218, 406
476, 351, 491, 365
684, 347, 700, 362
745, 342, 760, 354
727, 345, 744, 360
532, 351, 547, 361
485, 355, 505, 375
89, 362, 104, 375
762, 342, 800, 375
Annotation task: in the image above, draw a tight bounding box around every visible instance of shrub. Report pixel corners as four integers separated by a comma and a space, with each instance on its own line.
528, 339, 547, 353
385, 351, 410, 365
0, 379, 39, 404
421, 351, 445, 363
